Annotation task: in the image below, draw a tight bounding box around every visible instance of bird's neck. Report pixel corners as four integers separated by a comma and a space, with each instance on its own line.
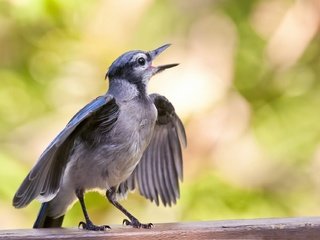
108, 78, 148, 102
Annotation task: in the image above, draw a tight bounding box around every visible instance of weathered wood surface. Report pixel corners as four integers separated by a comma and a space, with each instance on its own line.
1, 217, 320, 240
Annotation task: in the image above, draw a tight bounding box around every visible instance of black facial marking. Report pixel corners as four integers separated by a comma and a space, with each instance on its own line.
107, 50, 145, 80
106, 50, 150, 98
146, 52, 152, 62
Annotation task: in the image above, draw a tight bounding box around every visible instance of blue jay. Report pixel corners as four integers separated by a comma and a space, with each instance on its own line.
13, 44, 186, 231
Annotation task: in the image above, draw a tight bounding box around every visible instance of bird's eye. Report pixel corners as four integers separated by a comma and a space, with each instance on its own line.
137, 57, 146, 66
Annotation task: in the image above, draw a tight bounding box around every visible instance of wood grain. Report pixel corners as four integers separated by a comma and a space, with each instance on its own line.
1, 217, 320, 240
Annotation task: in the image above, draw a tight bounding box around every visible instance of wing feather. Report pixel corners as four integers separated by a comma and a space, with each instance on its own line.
118, 94, 186, 206
13, 95, 119, 208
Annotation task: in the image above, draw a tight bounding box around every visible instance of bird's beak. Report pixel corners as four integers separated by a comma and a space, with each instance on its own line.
149, 44, 179, 75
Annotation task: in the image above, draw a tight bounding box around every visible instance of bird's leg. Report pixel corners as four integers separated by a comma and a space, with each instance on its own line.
76, 189, 110, 231
106, 187, 153, 229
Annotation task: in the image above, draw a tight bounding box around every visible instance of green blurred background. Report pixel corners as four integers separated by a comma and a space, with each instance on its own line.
1, 0, 320, 229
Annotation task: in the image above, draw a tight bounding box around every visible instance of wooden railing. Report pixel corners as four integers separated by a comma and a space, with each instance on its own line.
1, 217, 320, 240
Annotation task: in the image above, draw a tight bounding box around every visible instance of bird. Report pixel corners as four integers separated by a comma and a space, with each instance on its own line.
12, 44, 187, 231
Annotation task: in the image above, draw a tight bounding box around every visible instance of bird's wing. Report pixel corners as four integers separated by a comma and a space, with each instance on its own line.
118, 94, 187, 206
13, 94, 119, 208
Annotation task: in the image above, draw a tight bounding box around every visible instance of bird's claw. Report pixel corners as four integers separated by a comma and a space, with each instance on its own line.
123, 218, 153, 229
78, 221, 111, 231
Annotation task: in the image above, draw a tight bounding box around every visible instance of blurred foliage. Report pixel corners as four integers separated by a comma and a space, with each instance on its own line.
182, 172, 292, 220
1, 0, 320, 229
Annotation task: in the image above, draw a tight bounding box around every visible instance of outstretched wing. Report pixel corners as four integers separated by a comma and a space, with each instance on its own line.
13, 94, 119, 208
118, 94, 187, 206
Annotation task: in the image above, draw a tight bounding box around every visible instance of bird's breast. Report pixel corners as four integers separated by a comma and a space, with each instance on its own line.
61, 98, 158, 192
127, 100, 156, 142
119, 98, 156, 130
101, 98, 156, 183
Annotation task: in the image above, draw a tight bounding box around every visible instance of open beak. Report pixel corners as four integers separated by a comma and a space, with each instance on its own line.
149, 44, 179, 75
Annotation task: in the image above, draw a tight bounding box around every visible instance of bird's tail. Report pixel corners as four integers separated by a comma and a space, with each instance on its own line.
33, 202, 64, 228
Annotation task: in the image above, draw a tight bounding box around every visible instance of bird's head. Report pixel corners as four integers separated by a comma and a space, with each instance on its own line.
106, 44, 178, 86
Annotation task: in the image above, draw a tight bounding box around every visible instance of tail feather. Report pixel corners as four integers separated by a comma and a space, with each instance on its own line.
33, 202, 64, 228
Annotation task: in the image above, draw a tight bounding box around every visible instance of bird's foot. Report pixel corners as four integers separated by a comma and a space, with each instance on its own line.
123, 218, 153, 229
78, 221, 111, 231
